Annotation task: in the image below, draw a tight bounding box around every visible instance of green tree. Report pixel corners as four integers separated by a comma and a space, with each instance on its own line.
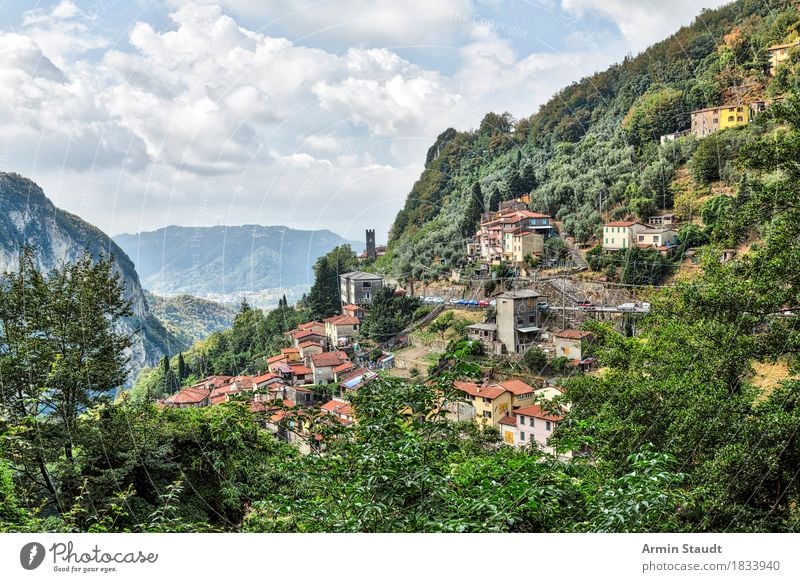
0, 249, 132, 512
522, 347, 548, 372
306, 245, 358, 320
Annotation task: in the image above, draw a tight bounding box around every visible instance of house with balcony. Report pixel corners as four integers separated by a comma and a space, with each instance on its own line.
324, 314, 360, 348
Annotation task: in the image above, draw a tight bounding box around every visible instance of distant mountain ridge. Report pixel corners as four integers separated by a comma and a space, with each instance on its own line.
114, 225, 364, 297
0, 172, 183, 381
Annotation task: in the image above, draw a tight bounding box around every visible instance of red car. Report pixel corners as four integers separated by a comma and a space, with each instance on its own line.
478, 300, 490, 308
578, 300, 594, 308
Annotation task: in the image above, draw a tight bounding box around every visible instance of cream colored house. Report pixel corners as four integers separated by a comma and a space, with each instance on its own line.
635, 228, 678, 248
602, 221, 649, 252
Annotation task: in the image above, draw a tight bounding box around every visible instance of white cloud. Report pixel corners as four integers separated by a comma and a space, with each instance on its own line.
561, 0, 731, 53
0, 0, 728, 242
201, 0, 476, 45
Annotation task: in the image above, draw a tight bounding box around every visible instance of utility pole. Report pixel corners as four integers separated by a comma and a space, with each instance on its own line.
562, 270, 566, 331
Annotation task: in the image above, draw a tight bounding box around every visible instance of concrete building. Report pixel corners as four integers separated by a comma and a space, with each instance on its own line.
466, 322, 502, 356
339, 271, 383, 306
553, 330, 594, 362
495, 290, 542, 355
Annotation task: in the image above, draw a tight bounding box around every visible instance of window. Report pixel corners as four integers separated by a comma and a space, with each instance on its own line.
713, 118, 718, 124
638, 235, 644, 242
482, 410, 492, 419
728, 116, 734, 122
483, 397, 491, 404
519, 431, 525, 441
546, 421, 552, 431
737, 107, 743, 112
362, 282, 371, 287
529, 418, 534, 428
737, 116, 743, 122
519, 416, 525, 426
528, 314, 536, 323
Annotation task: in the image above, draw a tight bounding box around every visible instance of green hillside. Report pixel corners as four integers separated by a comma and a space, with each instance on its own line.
144, 291, 237, 349
382, 0, 800, 278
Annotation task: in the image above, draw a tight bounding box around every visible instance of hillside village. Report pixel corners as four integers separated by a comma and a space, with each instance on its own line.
160, 32, 800, 458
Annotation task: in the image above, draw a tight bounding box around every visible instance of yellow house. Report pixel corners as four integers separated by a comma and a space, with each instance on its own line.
690, 104, 751, 138
718, 105, 751, 130
452, 381, 511, 427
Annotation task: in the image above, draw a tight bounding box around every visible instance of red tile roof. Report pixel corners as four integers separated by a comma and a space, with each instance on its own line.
253, 372, 280, 385
281, 347, 300, 355
165, 386, 210, 405
298, 340, 322, 349
231, 375, 255, 390
514, 404, 564, 422
554, 329, 593, 340
497, 379, 535, 396
298, 321, 323, 330
605, 221, 640, 227
453, 381, 507, 400
311, 352, 349, 368
210, 385, 245, 405
267, 354, 286, 364
321, 399, 353, 417
499, 415, 518, 426
293, 329, 325, 340
324, 314, 360, 326
290, 364, 312, 375
334, 361, 356, 373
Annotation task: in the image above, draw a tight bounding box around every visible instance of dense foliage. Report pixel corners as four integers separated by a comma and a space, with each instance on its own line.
382, 0, 796, 278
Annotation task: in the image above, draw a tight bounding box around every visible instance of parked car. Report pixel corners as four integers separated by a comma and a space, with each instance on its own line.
449, 298, 461, 305
618, 302, 636, 312
478, 300, 489, 308
537, 302, 550, 311
466, 299, 479, 306
430, 297, 444, 304
641, 302, 651, 311
577, 300, 593, 308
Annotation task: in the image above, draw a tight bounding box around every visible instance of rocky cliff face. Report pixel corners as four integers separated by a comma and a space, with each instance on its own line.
0, 172, 182, 382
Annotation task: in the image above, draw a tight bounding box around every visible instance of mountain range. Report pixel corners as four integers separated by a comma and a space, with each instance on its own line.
114, 225, 364, 299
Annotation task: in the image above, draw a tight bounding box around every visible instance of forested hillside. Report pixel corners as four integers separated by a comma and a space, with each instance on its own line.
382, 0, 798, 278
144, 291, 236, 349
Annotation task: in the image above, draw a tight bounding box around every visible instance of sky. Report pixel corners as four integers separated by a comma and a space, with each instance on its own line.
0, 0, 731, 243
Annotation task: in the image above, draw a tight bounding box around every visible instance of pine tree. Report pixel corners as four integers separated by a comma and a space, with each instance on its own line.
488, 184, 502, 212
461, 182, 483, 237
177, 352, 187, 383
